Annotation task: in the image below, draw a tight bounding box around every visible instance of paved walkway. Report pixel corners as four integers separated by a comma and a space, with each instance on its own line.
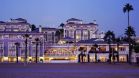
0, 63, 139, 78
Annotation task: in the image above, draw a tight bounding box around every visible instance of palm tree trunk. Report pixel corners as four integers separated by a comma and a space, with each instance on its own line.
128, 11, 130, 26
25, 38, 27, 64
128, 38, 132, 64
109, 44, 112, 63
117, 43, 119, 62
88, 54, 90, 62
95, 52, 97, 63
36, 43, 38, 63
16, 45, 18, 63
78, 54, 80, 63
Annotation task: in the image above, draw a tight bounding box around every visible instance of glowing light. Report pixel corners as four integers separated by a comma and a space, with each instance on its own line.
39, 57, 44, 60
3, 57, 8, 61
18, 57, 21, 61
76, 35, 79, 39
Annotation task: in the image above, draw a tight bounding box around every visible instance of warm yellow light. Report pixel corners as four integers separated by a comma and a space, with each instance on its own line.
49, 57, 53, 60
53, 49, 57, 52
39, 57, 44, 60
115, 47, 117, 51
58, 40, 66, 44
76, 35, 79, 39
18, 57, 21, 61
65, 57, 69, 59
28, 57, 32, 59
13, 58, 16, 62
28, 57, 32, 61
3, 57, 8, 61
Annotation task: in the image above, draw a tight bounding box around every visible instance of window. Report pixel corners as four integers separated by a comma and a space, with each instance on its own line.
47, 33, 52, 42
111, 46, 116, 52
52, 32, 55, 42
4, 35, 9, 39
119, 47, 126, 51
99, 46, 106, 52
83, 30, 88, 40
76, 30, 81, 40
20, 42, 29, 56
0, 43, 4, 56
6, 29, 11, 31
31, 44, 40, 56
13, 29, 19, 32
8, 42, 16, 56
0, 25, 5, 31
69, 30, 74, 38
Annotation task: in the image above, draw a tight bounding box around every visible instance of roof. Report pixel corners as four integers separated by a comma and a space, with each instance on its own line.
78, 38, 107, 44
66, 23, 98, 26
78, 38, 128, 45
0, 21, 5, 23
0, 22, 30, 25
11, 18, 27, 22
67, 18, 82, 22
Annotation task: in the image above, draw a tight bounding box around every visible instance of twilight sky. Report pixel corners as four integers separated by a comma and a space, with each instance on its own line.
0, 0, 139, 36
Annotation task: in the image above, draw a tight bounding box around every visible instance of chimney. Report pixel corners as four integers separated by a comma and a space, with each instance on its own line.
39, 25, 42, 32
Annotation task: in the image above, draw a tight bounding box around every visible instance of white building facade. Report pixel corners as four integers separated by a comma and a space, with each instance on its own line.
0, 18, 129, 63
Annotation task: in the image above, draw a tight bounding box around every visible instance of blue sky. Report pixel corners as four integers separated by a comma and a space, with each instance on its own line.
0, 0, 139, 36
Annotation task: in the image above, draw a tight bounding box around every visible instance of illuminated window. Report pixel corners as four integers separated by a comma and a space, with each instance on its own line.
76, 30, 81, 40
119, 47, 126, 51
99, 46, 106, 51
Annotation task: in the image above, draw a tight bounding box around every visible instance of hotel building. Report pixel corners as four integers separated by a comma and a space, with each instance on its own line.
0, 18, 129, 63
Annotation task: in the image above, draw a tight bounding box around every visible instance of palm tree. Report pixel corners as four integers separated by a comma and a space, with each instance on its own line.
55, 30, 61, 42
60, 23, 65, 29
35, 38, 40, 63
115, 37, 122, 62
55, 23, 65, 42
123, 3, 133, 26
31, 24, 36, 31
93, 44, 98, 62
15, 42, 20, 63
24, 34, 29, 64
78, 47, 84, 63
125, 26, 136, 64
104, 30, 115, 63
60, 23, 65, 38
